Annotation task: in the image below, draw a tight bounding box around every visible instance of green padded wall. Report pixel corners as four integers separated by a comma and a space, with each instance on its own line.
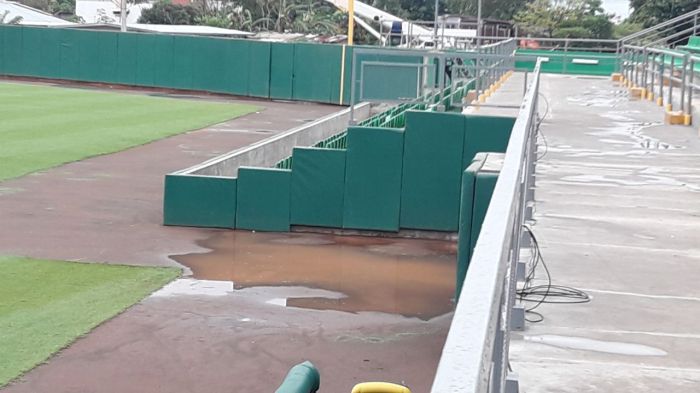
163, 174, 237, 229
293, 43, 338, 103
463, 115, 515, 168
400, 111, 465, 231
270, 43, 295, 100
343, 126, 404, 231
290, 147, 346, 228
3, 26, 23, 75
515, 49, 617, 76
236, 167, 291, 231
248, 41, 271, 98
455, 153, 500, 298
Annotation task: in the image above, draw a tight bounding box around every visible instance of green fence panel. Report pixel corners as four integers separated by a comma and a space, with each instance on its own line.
290, 147, 346, 228
171, 35, 196, 90
293, 43, 336, 103
134, 33, 156, 86
96, 31, 119, 83
76, 30, 100, 82
20, 27, 41, 77
400, 111, 465, 231
152, 34, 175, 87
163, 174, 237, 229
3, 26, 24, 75
455, 153, 499, 298
270, 42, 295, 100
343, 126, 404, 231
192, 37, 227, 93
223, 39, 250, 95
116, 33, 138, 85
0, 26, 5, 72
58, 28, 81, 80
248, 41, 271, 98
352, 49, 423, 103
236, 167, 291, 231
462, 115, 515, 168
515, 49, 616, 76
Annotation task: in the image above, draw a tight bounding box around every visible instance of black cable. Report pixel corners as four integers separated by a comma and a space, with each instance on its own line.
536, 93, 550, 161
517, 225, 591, 323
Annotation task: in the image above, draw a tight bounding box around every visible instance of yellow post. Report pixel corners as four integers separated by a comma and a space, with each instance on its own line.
347, 0, 355, 46
339, 44, 346, 105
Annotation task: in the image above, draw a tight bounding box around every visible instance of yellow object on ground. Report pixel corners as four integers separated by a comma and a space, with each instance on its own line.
351, 382, 411, 393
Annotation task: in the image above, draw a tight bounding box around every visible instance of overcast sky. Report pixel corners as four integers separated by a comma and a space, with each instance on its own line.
602, 0, 632, 20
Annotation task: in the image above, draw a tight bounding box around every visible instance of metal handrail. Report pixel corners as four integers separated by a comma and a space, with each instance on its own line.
621, 8, 700, 44
430, 58, 541, 393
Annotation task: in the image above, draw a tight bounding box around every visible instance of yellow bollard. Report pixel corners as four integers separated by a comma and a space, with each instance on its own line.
656, 97, 664, 106
683, 114, 692, 126
352, 382, 411, 393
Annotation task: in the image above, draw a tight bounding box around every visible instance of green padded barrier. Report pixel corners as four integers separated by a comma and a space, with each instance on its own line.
290, 147, 346, 228
275, 361, 320, 393
400, 110, 465, 231
236, 167, 291, 231
2, 26, 23, 75
135, 33, 157, 86
0, 26, 4, 72
462, 115, 515, 168
163, 174, 237, 229
153, 34, 175, 88
171, 35, 196, 90
225, 39, 250, 95
192, 37, 224, 93
58, 29, 80, 80
352, 49, 423, 102
248, 41, 271, 98
293, 43, 335, 103
270, 42, 295, 100
455, 153, 501, 299
343, 126, 404, 232
20, 27, 41, 77
116, 33, 138, 85
515, 49, 616, 76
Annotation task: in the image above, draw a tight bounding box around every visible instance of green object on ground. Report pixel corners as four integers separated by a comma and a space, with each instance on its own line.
163, 175, 238, 228
275, 361, 320, 393
236, 167, 292, 232
343, 126, 405, 232
0, 81, 257, 181
400, 110, 465, 231
0, 256, 179, 387
290, 147, 346, 228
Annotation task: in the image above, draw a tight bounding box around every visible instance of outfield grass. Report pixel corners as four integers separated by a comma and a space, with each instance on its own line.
0, 82, 259, 181
0, 257, 180, 387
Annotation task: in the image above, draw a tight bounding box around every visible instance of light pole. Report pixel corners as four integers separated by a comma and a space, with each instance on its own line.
348, 0, 355, 45
120, 0, 127, 32
433, 0, 439, 46
476, 0, 482, 47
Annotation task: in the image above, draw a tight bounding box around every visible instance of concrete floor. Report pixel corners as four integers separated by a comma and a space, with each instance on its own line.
483, 73, 700, 392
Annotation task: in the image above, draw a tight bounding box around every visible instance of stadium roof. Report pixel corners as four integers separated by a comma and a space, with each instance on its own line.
0, 0, 73, 26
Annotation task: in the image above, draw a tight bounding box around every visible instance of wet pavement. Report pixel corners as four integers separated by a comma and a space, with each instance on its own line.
483, 74, 700, 392
174, 232, 456, 320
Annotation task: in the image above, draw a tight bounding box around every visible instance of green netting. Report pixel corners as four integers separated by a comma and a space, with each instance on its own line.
463, 115, 516, 168
163, 174, 237, 229
400, 111, 465, 231
236, 167, 291, 231
343, 126, 404, 231
290, 147, 346, 228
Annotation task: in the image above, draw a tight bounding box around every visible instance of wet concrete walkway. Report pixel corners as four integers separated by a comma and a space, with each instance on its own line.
499, 75, 700, 392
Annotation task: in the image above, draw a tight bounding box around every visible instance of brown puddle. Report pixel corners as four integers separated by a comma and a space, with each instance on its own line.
172, 231, 457, 320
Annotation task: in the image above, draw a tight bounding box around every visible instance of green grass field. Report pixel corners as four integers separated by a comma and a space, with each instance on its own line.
0, 82, 258, 181
0, 257, 179, 387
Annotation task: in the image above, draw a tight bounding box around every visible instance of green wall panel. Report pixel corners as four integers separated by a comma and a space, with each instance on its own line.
135, 33, 156, 86
515, 49, 616, 76
3, 26, 23, 75
171, 35, 195, 90
153, 34, 175, 87
225, 39, 249, 95
20, 27, 41, 77
193, 37, 227, 93
352, 49, 423, 103
38, 27, 60, 77
463, 115, 515, 168
116, 33, 138, 85
236, 167, 291, 231
248, 41, 270, 98
290, 147, 346, 228
269, 42, 295, 100
163, 174, 237, 228
343, 126, 404, 231
58, 29, 80, 80
400, 111, 465, 231
293, 43, 335, 103
0, 26, 5, 72
95, 31, 119, 83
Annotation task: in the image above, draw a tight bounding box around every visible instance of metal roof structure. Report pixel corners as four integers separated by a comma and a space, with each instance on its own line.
0, 0, 72, 26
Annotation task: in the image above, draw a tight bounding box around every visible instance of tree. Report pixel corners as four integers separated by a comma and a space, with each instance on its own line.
138, 1, 201, 25
445, 0, 531, 21
630, 0, 699, 28
371, 0, 445, 22
515, 0, 613, 39
0, 10, 23, 24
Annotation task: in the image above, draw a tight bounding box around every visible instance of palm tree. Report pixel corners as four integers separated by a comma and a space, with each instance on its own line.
0, 10, 23, 24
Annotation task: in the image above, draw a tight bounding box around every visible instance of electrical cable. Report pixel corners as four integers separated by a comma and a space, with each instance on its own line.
536, 93, 550, 161
517, 225, 590, 323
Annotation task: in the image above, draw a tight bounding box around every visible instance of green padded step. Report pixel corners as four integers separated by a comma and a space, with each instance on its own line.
163, 174, 237, 229
400, 110, 466, 231
236, 167, 291, 232
290, 147, 346, 228
343, 126, 404, 231
463, 115, 516, 168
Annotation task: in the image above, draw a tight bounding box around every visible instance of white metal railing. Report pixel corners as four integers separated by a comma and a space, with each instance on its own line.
430, 59, 541, 393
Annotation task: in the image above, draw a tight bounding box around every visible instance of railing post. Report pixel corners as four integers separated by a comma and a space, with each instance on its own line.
680, 54, 688, 113
667, 54, 674, 110
688, 58, 695, 116
563, 38, 569, 74
658, 54, 665, 105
